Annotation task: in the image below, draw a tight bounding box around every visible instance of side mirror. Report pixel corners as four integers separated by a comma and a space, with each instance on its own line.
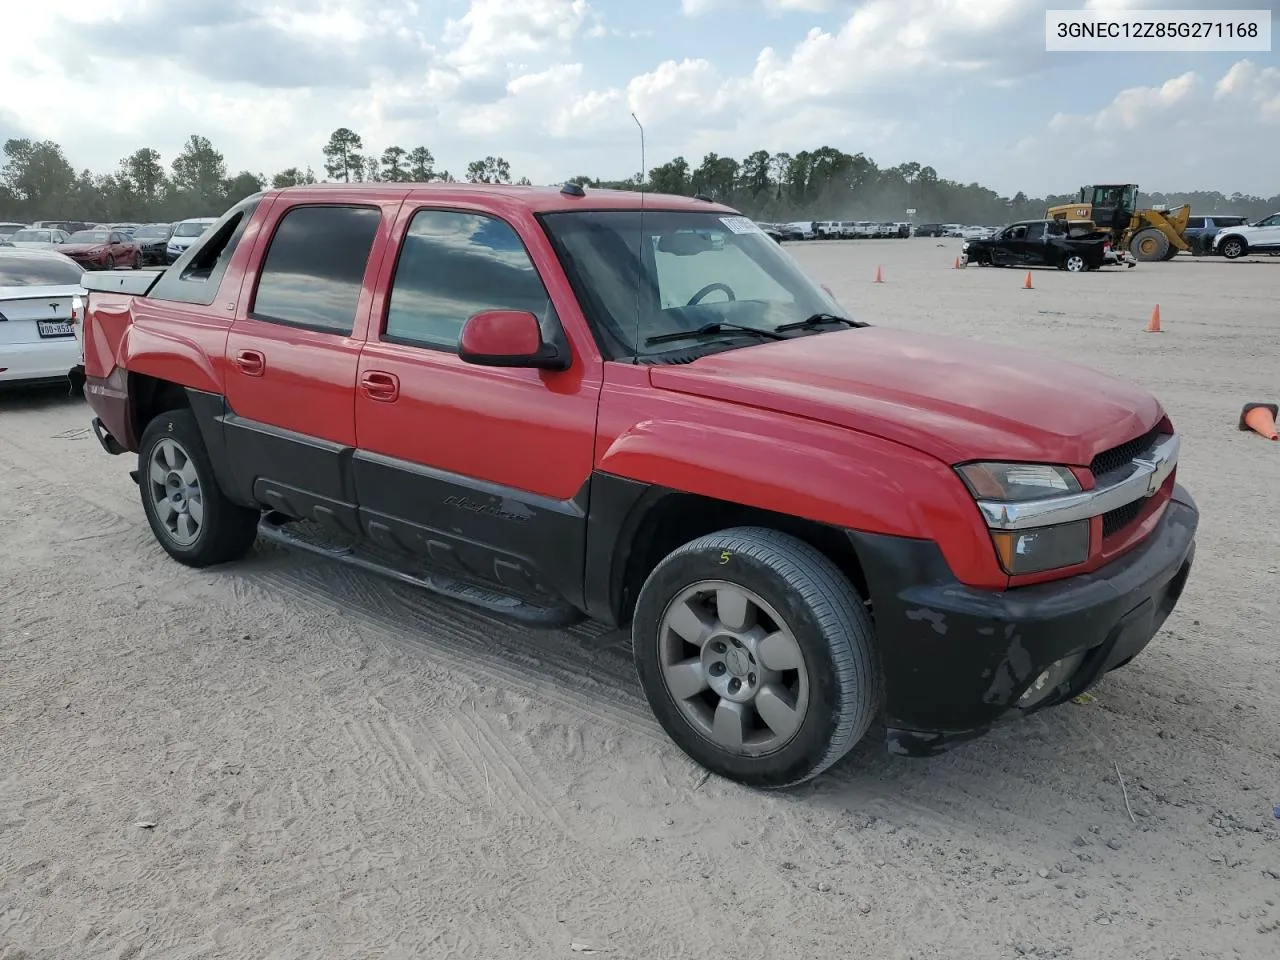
458, 310, 569, 371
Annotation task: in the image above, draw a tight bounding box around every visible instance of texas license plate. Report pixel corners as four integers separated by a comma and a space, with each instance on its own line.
37, 321, 74, 338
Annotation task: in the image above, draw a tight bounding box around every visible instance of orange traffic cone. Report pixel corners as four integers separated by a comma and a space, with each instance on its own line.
1023, 271, 1033, 289
1239, 402, 1279, 441
954, 256, 962, 269
1146, 304, 1162, 333
874, 266, 883, 283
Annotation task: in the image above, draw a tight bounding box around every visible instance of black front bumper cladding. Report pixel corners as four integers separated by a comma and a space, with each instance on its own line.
850, 485, 1199, 757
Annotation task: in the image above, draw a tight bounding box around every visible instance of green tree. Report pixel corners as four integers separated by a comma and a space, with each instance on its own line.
120, 147, 166, 206
379, 146, 407, 182
648, 156, 689, 195
465, 156, 511, 184
170, 135, 227, 209
225, 171, 265, 203
271, 166, 316, 188
322, 127, 364, 182
1, 138, 77, 214
405, 146, 435, 182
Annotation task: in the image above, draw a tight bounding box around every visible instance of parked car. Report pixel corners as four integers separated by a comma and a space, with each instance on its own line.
132, 222, 176, 265
894, 222, 912, 238
1182, 215, 1249, 255
77, 184, 1198, 788
58, 228, 142, 270
0, 222, 27, 239
1211, 212, 1280, 259
914, 223, 945, 237
6, 227, 70, 250
166, 217, 218, 262
784, 220, 817, 240
0, 248, 86, 388
108, 222, 143, 237
960, 219, 1111, 271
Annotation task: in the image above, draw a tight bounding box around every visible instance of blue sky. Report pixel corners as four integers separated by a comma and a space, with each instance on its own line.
4, 0, 1278, 198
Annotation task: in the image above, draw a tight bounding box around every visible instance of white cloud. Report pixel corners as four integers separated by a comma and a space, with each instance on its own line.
1, 0, 1277, 196
682, 0, 839, 15
1013, 58, 1279, 194
444, 0, 590, 76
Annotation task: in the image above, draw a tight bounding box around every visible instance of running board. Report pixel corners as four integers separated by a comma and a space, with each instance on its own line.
256, 513, 584, 629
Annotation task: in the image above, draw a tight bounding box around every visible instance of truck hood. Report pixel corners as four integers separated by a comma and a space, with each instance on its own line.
647, 327, 1162, 466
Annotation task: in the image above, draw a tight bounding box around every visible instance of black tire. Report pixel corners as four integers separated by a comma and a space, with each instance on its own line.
105, 254, 115, 269
1128, 227, 1169, 262
1219, 235, 1247, 259
132, 251, 142, 269
137, 408, 260, 567
632, 526, 880, 789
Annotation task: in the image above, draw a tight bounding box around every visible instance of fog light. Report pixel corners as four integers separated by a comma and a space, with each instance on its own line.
1017, 651, 1087, 708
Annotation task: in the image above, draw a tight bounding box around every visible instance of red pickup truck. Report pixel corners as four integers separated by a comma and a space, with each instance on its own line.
76, 183, 1198, 788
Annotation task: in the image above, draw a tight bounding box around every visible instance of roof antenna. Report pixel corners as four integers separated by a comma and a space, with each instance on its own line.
630, 111, 645, 364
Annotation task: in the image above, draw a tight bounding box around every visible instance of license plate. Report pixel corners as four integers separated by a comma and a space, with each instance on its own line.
37, 321, 74, 338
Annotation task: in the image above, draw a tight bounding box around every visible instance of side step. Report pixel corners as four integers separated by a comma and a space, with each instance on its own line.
256, 513, 584, 630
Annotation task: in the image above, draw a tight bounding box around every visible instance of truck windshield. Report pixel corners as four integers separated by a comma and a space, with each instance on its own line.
538, 209, 846, 359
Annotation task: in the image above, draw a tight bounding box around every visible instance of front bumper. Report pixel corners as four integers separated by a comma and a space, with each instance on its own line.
850, 484, 1199, 756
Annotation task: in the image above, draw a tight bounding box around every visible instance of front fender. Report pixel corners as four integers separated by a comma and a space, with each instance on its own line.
596, 416, 1004, 590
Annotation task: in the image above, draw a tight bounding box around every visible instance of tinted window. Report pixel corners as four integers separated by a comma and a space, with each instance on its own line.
1184, 217, 1205, 229
252, 205, 381, 335
383, 209, 552, 349
0, 254, 85, 286
1025, 222, 1045, 241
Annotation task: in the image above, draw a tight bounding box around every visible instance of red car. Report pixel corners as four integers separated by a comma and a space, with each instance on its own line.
75, 183, 1198, 788
58, 228, 142, 270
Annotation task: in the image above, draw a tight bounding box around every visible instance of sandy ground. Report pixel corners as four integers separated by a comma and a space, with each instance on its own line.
2, 239, 1279, 960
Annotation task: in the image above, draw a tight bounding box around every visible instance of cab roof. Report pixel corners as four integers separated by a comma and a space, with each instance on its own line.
269, 181, 740, 216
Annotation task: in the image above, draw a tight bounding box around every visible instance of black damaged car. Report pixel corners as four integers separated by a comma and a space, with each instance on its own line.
131, 222, 175, 266
962, 219, 1111, 272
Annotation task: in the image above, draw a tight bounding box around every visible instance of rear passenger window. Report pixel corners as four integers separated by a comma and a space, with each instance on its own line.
1185, 217, 1204, 229
251, 205, 381, 335
383, 209, 552, 350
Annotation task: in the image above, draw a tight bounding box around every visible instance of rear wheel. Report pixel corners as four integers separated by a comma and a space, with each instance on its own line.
138, 409, 260, 567
1129, 228, 1170, 262
1062, 253, 1087, 272
1220, 235, 1247, 259
633, 526, 880, 789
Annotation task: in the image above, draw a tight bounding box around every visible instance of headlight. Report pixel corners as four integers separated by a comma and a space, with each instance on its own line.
957, 463, 1079, 501
957, 463, 1090, 575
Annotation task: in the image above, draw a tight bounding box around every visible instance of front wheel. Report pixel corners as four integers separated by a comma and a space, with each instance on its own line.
633, 526, 880, 789
138, 409, 260, 567
132, 251, 142, 269
1220, 236, 1246, 259
105, 254, 115, 269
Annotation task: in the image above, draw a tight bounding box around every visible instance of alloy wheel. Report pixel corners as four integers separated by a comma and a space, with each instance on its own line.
657, 580, 810, 757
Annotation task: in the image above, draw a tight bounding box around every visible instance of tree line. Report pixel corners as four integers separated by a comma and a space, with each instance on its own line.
3, 127, 1277, 227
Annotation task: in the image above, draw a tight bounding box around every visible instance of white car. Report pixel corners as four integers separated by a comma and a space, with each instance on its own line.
0, 248, 86, 387
1212, 212, 1280, 259
166, 217, 218, 262
7, 227, 71, 250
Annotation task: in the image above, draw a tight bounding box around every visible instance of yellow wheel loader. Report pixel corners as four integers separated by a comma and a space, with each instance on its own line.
1047, 184, 1191, 262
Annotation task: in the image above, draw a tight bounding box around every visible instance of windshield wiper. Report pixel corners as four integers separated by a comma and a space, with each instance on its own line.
775, 312, 867, 332
644, 321, 788, 346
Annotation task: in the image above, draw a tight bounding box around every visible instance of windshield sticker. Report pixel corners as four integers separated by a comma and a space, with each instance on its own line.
719, 216, 762, 235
